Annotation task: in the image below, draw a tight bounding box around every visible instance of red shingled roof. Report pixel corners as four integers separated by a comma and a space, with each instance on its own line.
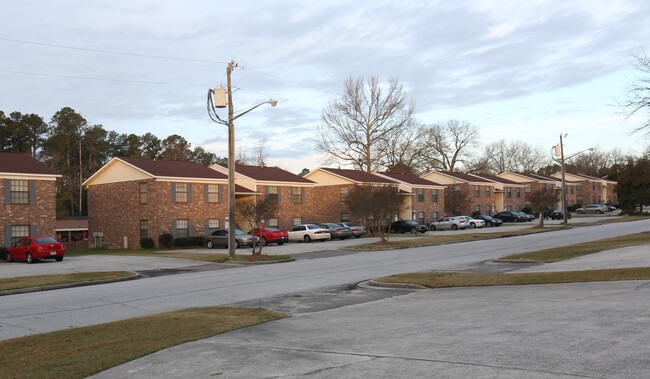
319, 168, 397, 184
0, 152, 59, 176
439, 171, 492, 183
233, 164, 314, 183
378, 172, 443, 186
119, 157, 227, 179
473, 173, 523, 185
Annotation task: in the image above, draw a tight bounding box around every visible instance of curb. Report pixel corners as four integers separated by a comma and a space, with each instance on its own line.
0, 272, 140, 296
224, 257, 296, 265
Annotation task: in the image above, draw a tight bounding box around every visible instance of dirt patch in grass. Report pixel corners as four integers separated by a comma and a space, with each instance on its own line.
0, 306, 285, 379
377, 268, 650, 288
0, 271, 134, 292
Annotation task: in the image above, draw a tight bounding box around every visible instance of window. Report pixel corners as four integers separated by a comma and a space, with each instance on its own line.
139, 183, 148, 204
175, 219, 189, 238
515, 187, 521, 198
516, 205, 522, 211
10, 180, 29, 204
340, 187, 349, 202
207, 219, 220, 234
474, 205, 480, 214
569, 185, 574, 194
175, 183, 188, 202
416, 188, 424, 202
11, 225, 30, 244
140, 219, 149, 239
267, 186, 279, 202
292, 217, 302, 226
525, 184, 532, 193
473, 185, 480, 197
577, 196, 583, 205
417, 212, 425, 224
431, 212, 439, 222
576, 183, 584, 191
592, 183, 596, 190
453, 185, 461, 192
341, 212, 350, 222
291, 187, 303, 204
484, 186, 491, 196
430, 189, 438, 203
506, 187, 512, 198
268, 218, 279, 227
206, 184, 219, 203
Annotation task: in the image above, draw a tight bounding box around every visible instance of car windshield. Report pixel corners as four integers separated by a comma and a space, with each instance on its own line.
405, 221, 418, 225
264, 227, 278, 231
306, 224, 322, 229
235, 229, 246, 236
344, 222, 357, 226
35, 237, 57, 243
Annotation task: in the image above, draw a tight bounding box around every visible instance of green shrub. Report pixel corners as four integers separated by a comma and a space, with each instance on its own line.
140, 237, 155, 249
158, 233, 174, 248
0, 247, 7, 261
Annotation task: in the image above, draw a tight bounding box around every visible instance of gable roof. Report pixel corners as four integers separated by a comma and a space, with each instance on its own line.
376, 172, 444, 186
219, 164, 314, 184
0, 152, 60, 177
119, 157, 227, 179
316, 168, 397, 184
429, 171, 493, 184
472, 173, 525, 186
499, 171, 558, 183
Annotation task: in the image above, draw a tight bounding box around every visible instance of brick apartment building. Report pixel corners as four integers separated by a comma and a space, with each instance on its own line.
553, 172, 618, 205
374, 171, 446, 224
472, 173, 528, 212
1, 152, 61, 247
84, 157, 248, 249
421, 171, 497, 216
210, 163, 316, 230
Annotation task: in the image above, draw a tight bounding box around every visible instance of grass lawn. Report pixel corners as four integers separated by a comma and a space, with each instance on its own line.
0, 307, 285, 379
0, 271, 135, 292
349, 226, 566, 250
500, 231, 650, 262
377, 268, 650, 288
67, 249, 291, 263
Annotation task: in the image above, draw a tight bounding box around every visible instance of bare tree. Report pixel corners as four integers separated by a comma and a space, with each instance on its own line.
444, 184, 471, 216
346, 184, 403, 242
527, 188, 559, 227
472, 139, 547, 174
236, 196, 279, 255
622, 53, 650, 136
422, 120, 479, 172
378, 122, 429, 174
317, 76, 415, 172
252, 139, 269, 167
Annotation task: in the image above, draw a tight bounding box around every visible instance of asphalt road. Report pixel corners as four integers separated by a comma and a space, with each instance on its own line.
1, 219, 649, 341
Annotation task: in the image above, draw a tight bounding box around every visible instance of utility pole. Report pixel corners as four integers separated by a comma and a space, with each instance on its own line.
559, 133, 567, 223
226, 60, 237, 260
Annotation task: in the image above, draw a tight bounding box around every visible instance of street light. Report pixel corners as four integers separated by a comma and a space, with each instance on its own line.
208, 60, 277, 259
550, 134, 594, 224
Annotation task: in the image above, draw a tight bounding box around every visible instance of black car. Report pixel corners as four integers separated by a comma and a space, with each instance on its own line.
388, 220, 428, 234
493, 211, 527, 222
473, 215, 503, 227
550, 209, 572, 220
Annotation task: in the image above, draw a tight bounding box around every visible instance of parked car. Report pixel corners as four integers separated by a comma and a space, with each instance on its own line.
204, 228, 259, 249
576, 204, 610, 214
388, 220, 428, 234
459, 216, 485, 229
429, 217, 467, 231
318, 223, 354, 240
248, 227, 289, 246
339, 222, 368, 238
493, 211, 527, 222
472, 215, 503, 227
6, 236, 65, 263
513, 211, 535, 221
550, 209, 572, 220
288, 224, 331, 242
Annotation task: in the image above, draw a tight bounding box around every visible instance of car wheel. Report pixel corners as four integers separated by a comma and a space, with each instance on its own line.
277, 241, 284, 245
304, 235, 312, 243
261, 237, 269, 246
5, 253, 12, 262
55, 256, 63, 262
206, 240, 214, 249
470, 222, 476, 229
577, 210, 584, 214
320, 239, 326, 242
340, 237, 346, 240
235, 240, 241, 249
451, 224, 458, 230
429, 225, 437, 231
27, 253, 34, 264
355, 235, 361, 238
487, 221, 493, 227
596, 210, 602, 214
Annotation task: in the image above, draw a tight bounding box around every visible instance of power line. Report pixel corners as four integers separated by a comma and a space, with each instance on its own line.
0, 69, 209, 87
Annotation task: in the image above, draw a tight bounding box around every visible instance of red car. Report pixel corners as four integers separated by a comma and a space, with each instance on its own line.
6, 236, 65, 263
247, 227, 289, 246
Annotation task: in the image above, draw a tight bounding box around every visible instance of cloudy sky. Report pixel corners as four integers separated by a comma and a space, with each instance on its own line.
2, 0, 649, 173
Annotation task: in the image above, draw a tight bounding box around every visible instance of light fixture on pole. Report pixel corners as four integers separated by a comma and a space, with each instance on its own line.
551, 135, 594, 224
207, 60, 277, 259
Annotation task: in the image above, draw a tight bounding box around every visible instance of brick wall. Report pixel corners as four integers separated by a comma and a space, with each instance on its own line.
1, 180, 57, 246
409, 188, 445, 223
88, 180, 227, 249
